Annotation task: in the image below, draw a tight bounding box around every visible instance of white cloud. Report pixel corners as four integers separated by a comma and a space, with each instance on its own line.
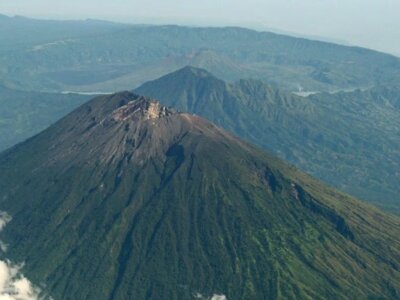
0, 213, 11, 232
0, 212, 43, 300
211, 295, 227, 300
0, 260, 40, 300
194, 292, 227, 300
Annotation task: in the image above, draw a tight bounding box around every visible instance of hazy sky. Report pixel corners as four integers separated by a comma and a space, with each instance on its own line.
1, 0, 399, 56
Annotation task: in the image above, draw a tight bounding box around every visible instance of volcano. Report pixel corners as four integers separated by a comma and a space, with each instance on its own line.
0, 92, 399, 299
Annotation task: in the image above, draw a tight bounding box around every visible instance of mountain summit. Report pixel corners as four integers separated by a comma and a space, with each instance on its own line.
0, 92, 399, 299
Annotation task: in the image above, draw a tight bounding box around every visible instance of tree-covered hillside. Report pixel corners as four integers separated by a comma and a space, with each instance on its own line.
136, 67, 400, 213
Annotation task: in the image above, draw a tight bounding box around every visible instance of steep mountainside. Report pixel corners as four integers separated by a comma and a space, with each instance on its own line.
0, 85, 90, 151
135, 67, 400, 213
0, 92, 399, 299
1, 19, 400, 92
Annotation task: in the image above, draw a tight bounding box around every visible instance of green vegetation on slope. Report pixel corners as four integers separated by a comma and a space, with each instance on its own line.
0, 93, 399, 299
135, 67, 400, 213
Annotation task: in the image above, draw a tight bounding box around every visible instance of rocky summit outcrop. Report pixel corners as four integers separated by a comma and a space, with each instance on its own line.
111, 98, 173, 122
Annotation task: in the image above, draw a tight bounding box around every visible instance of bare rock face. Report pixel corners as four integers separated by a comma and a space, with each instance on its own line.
112, 98, 174, 122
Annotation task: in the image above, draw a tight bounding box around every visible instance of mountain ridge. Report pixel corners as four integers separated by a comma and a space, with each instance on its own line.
2, 19, 400, 92
135, 67, 400, 213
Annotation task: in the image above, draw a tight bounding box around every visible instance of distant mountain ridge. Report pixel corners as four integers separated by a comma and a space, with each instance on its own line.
1, 17, 400, 92
0, 92, 399, 299
135, 66, 400, 213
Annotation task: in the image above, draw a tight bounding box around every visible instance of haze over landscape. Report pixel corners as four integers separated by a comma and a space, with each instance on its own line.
1, 0, 400, 56
0, 1, 399, 299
